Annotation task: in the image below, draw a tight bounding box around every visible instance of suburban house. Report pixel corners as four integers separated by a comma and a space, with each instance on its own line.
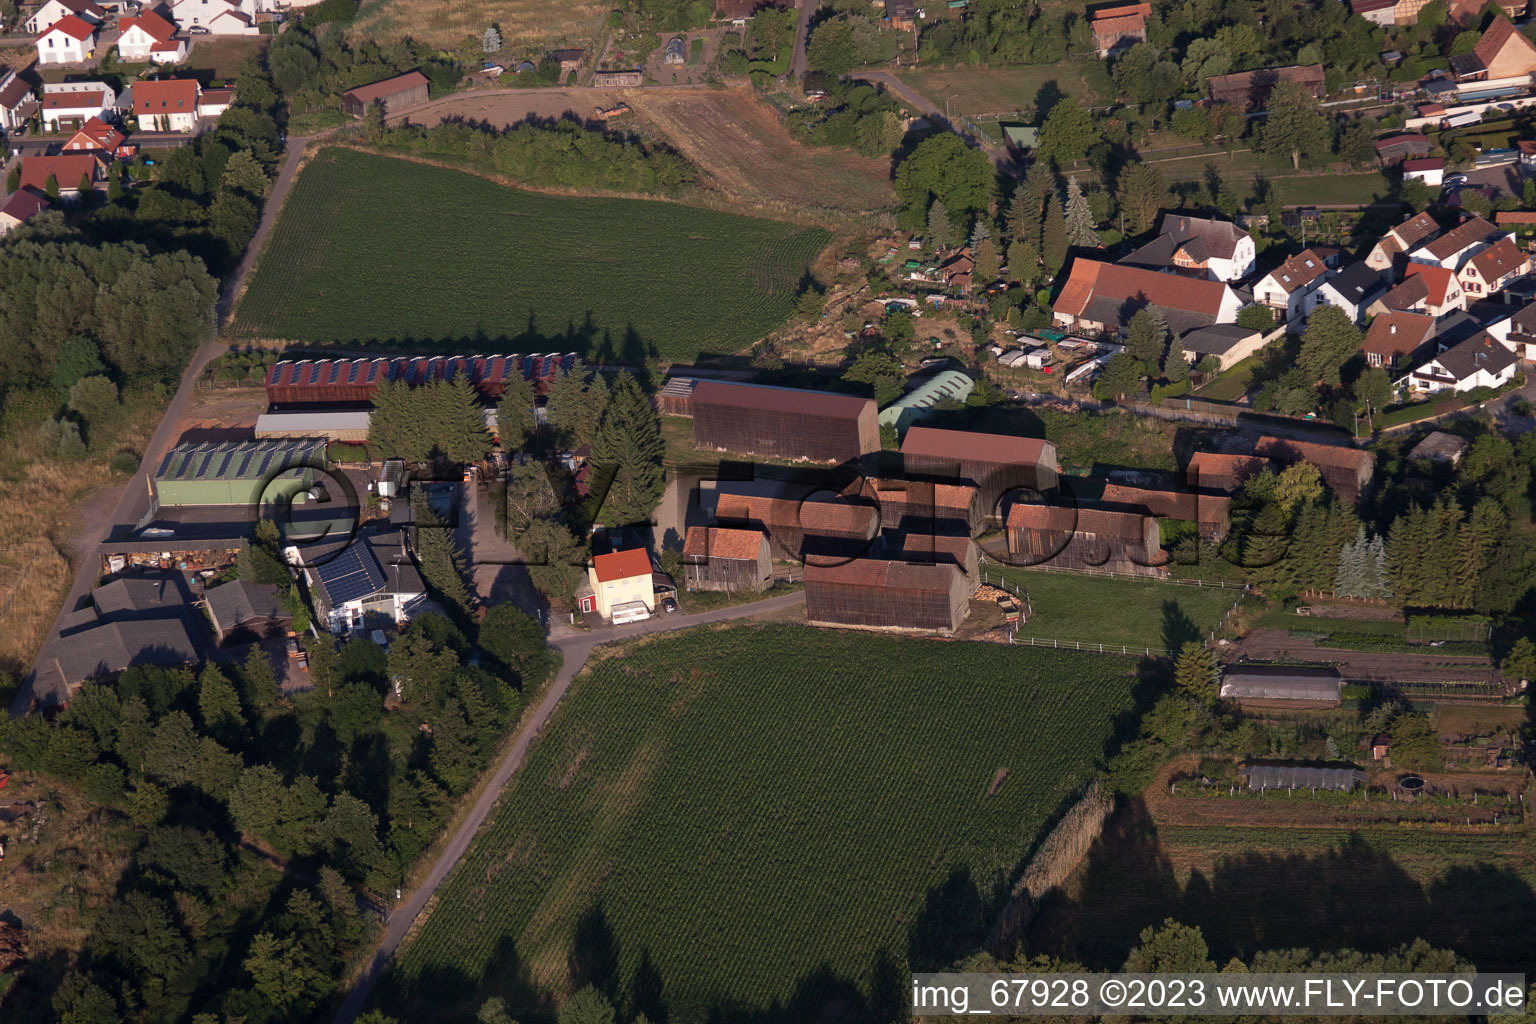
117, 10, 187, 63
19, 153, 102, 198
24, 0, 104, 33
1448, 15, 1536, 82
203, 580, 290, 643
1052, 259, 1243, 337
1206, 64, 1324, 110
1408, 215, 1508, 271
0, 71, 34, 131
1006, 502, 1165, 576
1179, 324, 1266, 371
63, 116, 127, 158
1408, 333, 1518, 393
40, 82, 115, 131
1252, 248, 1335, 321
1456, 237, 1529, 298
1184, 452, 1270, 494
1371, 263, 1466, 319
900, 426, 1059, 514
1373, 134, 1434, 165
133, 78, 202, 132
1498, 301, 1536, 360
341, 70, 430, 118
36, 15, 98, 65
307, 530, 426, 634
1090, 3, 1149, 58
0, 188, 51, 236
682, 526, 771, 592
1365, 211, 1440, 272
167, 0, 263, 34
1118, 212, 1256, 283
804, 558, 970, 633
691, 380, 878, 464
577, 547, 654, 622
1402, 157, 1445, 187
198, 86, 235, 121
1362, 310, 1438, 369
1253, 436, 1374, 503
1315, 262, 1387, 323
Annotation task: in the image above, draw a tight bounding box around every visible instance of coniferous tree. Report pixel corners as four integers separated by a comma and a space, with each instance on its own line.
1125, 307, 1167, 367
1334, 525, 1369, 598
1366, 532, 1390, 600
1007, 162, 1054, 246
495, 372, 536, 452
1163, 332, 1189, 383
589, 371, 664, 527
927, 198, 958, 248
197, 664, 244, 740
241, 646, 280, 715
1041, 195, 1069, 274
410, 488, 474, 619
368, 378, 420, 461
1064, 174, 1100, 248
545, 361, 607, 449
1173, 642, 1218, 704
974, 237, 1001, 283
439, 374, 492, 463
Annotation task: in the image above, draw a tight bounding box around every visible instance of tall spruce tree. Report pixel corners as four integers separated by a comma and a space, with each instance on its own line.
589, 371, 665, 527
495, 372, 536, 452
545, 361, 608, 449
1063, 174, 1100, 248
369, 378, 421, 461
438, 374, 492, 464
1334, 525, 1369, 598
927, 199, 958, 248
1125, 307, 1167, 366
410, 488, 474, 619
1041, 194, 1068, 275
1365, 532, 1389, 600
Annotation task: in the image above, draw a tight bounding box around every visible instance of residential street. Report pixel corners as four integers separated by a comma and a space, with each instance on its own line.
329, 588, 806, 1024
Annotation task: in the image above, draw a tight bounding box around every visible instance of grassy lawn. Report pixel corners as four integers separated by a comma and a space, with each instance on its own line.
1272, 170, 1395, 206
897, 62, 1098, 117
234, 148, 830, 364
988, 567, 1240, 650
1193, 355, 1262, 402
375, 623, 1141, 1022
183, 35, 266, 81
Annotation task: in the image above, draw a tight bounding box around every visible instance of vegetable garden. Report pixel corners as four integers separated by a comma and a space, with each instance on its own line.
233, 149, 830, 363
375, 624, 1141, 1022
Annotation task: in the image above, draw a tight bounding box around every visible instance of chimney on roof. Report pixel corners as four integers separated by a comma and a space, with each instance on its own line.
1390, 324, 1396, 333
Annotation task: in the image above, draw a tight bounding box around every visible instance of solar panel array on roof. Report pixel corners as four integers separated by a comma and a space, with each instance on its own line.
1241, 765, 1366, 791
154, 439, 324, 482
311, 543, 387, 606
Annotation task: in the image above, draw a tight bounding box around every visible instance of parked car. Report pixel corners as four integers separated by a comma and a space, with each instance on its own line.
661, 597, 679, 614
1445, 173, 1469, 187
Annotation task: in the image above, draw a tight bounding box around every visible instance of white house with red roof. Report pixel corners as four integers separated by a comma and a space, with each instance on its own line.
19, 152, 103, 199
578, 548, 655, 621
1252, 248, 1337, 322
39, 81, 116, 131
1407, 215, 1508, 271
1409, 333, 1518, 394
118, 10, 187, 63
1051, 259, 1242, 338
168, 0, 265, 34
1456, 236, 1529, 298
133, 78, 201, 132
62, 115, 127, 158
1371, 263, 1467, 319
36, 14, 98, 64
0, 70, 35, 132
25, 0, 105, 34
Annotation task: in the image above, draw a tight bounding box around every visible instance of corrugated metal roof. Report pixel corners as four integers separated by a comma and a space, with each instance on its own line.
265, 354, 575, 391
154, 440, 324, 483
1241, 764, 1365, 791
902, 426, 1053, 467
878, 370, 975, 426
1220, 666, 1340, 701
804, 557, 958, 592
255, 411, 371, 433
690, 379, 874, 418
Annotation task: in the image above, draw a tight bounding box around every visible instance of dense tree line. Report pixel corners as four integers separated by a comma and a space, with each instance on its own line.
372, 117, 696, 195
0, 606, 551, 1021
368, 374, 493, 463
785, 80, 904, 158
266, 26, 458, 119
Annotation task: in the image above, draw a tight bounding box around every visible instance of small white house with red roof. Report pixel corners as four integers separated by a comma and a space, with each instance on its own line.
63, 115, 127, 158
1253, 248, 1337, 322
36, 14, 98, 64
133, 78, 201, 132
25, 0, 105, 34
578, 548, 655, 621
118, 10, 186, 63
168, 0, 264, 34
40, 81, 116, 131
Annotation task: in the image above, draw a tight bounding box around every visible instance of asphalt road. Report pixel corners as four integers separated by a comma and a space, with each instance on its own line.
329, 589, 806, 1024
790, 0, 818, 81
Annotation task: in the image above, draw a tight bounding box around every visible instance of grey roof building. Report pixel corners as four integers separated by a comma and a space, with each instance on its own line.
1241, 764, 1367, 792
1220, 664, 1341, 702
205, 580, 290, 642
42, 572, 203, 689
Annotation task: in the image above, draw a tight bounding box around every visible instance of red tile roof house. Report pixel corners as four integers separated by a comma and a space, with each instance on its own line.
35, 13, 97, 65
1051, 258, 1244, 339
1253, 436, 1374, 503
575, 547, 655, 621
1456, 236, 1530, 299
0, 188, 51, 236
1091, 3, 1150, 58
1401, 156, 1445, 187
1408, 215, 1510, 271
62, 115, 126, 158
1252, 248, 1336, 322
19, 152, 102, 199
133, 78, 202, 133
40, 85, 112, 132
1369, 263, 1466, 318
118, 11, 186, 64
1362, 310, 1438, 369
1447, 14, 1536, 82
1366, 211, 1441, 272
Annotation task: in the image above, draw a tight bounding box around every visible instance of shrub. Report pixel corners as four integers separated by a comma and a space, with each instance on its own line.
109, 451, 140, 474
329, 443, 368, 463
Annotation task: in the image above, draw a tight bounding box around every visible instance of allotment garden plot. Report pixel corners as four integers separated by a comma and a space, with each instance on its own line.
233, 149, 830, 363
376, 623, 1140, 1022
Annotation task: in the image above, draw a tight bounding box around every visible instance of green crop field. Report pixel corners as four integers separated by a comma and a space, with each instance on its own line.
376, 624, 1141, 1022
233, 149, 831, 363
989, 568, 1240, 651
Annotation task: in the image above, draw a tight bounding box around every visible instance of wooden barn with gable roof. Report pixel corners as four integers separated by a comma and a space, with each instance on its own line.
1005, 502, 1165, 576
682, 526, 771, 592
805, 558, 969, 632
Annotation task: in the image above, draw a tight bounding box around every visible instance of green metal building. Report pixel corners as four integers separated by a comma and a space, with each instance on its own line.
878, 370, 975, 434
152, 440, 326, 509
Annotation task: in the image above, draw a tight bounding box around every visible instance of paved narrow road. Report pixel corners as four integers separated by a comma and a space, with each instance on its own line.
853, 71, 1016, 173
330, 589, 805, 1024
15, 129, 336, 714
790, 0, 818, 81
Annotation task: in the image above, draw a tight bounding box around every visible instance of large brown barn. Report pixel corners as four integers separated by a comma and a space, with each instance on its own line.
1206, 64, 1324, 110
681, 526, 772, 592
893, 533, 979, 591
1097, 483, 1233, 542
1006, 502, 1165, 576
870, 478, 982, 537
899, 427, 1060, 515
342, 71, 430, 118
691, 381, 878, 464
712, 489, 879, 564
1254, 436, 1374, 504
805, 558, 969, 632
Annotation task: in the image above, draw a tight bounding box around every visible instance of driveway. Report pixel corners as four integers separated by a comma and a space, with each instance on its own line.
329, 588, 805, 1024
790, 0, 817, 81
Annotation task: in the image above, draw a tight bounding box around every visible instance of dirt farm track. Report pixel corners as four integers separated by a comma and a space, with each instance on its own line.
387, 85, 895, 216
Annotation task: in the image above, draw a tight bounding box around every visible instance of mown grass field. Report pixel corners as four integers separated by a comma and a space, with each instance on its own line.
376, 624, 1142, 1022
898, 63, 1095, 116
233, 149, 831, 362
988, 568, 1240, 651
351, 0, 606, 50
